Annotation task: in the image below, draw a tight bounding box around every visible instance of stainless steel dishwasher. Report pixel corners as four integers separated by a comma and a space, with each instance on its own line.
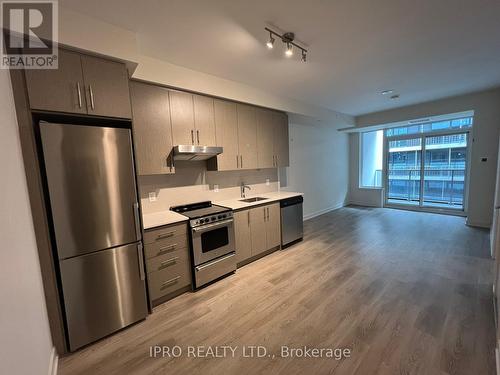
280, 196, 304, 248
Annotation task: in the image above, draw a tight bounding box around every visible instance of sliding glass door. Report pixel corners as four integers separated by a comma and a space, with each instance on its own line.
422, 133, 467, 209
385, 132, 468, 211
387, 137, 422, 205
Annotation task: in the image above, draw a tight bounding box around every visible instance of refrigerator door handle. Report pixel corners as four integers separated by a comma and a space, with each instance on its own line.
137, 243, 145, 281
133, 202, 141, 241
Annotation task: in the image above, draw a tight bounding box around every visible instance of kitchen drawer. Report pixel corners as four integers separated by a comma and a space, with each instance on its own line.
144, 222, 188, 245
144, 236, 189, 259
148, 262, 191, 301
146, 248, 190, 274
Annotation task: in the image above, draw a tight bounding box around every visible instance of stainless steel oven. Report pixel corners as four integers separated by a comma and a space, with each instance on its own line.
191, 218, 235, 265
171, 201, 236, 288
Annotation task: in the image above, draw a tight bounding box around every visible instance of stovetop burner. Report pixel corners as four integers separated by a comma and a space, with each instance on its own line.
170, 201, 232, 226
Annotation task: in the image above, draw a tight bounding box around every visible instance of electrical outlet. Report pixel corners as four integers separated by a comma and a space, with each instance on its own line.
266, 179, 270, 186
148, 192, 157, 202
214, 184, 219, 193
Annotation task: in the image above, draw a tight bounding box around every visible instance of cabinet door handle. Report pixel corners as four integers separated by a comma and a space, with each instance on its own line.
263, 207, 266, 221
160, 276, 180, 289
196, 130, 200, 145
157, 231, 175, 240
267, 207, 269, 220
76, 82, 82, 109
89, 84, 95, 110
159, 256, 179, 269
247, 210, 250, 226
240, 155, 243, 169
158, 243, 177, 255
191, 130, 194, 144
236, 155, 239, 168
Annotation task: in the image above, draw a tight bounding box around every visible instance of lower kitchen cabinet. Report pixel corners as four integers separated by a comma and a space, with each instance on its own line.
143, 222, 192, 305
234, 210, 252, 263
234, 202, 282, 265
265, 203, 281, 249
249, 206, 268, 256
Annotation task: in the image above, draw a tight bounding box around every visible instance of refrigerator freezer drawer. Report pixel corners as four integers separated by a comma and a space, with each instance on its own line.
60, 243, 148, 351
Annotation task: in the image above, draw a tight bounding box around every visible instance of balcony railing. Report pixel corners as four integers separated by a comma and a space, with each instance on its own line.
387, 168, 465, 207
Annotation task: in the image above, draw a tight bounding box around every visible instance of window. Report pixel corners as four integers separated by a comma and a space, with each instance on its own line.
385, 116, 473, 137
360, 130, 383, 187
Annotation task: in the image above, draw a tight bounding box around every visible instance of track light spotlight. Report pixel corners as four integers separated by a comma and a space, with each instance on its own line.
285, 43, 293, 57
301, 50, 307, 62
266, 33, 275, 49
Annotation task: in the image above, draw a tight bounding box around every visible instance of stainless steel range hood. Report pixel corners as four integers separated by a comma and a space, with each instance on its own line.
173, 145, 223, 161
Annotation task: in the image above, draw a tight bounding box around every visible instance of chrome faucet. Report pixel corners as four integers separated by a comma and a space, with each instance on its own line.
240, 182, 251, 198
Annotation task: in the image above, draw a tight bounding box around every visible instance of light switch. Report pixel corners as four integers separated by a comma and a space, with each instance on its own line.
148, 192, 157, 202
266, 179, 270, 186
214, 184, 219, 193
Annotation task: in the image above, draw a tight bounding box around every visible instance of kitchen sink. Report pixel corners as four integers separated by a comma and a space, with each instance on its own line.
239, 197, 268, 203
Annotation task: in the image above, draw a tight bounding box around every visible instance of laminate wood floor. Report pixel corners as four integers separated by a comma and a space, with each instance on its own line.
59, 206, 496, 375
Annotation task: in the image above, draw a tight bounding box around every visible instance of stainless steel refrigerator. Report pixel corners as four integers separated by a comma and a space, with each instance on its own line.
40, 122, 148, 351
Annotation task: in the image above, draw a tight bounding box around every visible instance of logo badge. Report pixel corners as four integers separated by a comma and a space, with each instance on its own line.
1, 1, 58, 69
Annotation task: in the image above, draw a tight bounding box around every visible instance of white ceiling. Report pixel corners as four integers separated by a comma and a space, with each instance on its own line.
60, 0, 500, 116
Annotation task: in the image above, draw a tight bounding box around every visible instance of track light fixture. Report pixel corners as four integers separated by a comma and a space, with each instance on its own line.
264, 27, 308, 62
266, 32, 275, 49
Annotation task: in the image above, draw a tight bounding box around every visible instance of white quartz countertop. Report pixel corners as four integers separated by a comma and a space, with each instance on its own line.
142, 191, 303, 230
142, 210, 188, 230
214, 191, 303, 211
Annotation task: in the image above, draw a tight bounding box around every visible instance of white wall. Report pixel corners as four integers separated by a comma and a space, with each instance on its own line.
281, 121, 349, 219
0, 71, 54, 374
354, 88, 500, 227
348, 133, 384, 207
360, 130, 383, 187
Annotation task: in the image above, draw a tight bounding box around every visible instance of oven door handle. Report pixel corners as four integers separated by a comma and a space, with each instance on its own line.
192, 218, 233, 233
195, 252, 235, 271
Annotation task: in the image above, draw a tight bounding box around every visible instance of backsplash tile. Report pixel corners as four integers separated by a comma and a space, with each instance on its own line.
138, 161, 279, 214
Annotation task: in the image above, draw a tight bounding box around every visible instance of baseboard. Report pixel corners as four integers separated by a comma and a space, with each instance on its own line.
48, 347, 58, 375
303, 203, 344, 221
347, 201, 382, 208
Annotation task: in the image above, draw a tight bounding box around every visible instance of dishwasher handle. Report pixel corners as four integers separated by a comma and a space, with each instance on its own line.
280, 195, 303, 208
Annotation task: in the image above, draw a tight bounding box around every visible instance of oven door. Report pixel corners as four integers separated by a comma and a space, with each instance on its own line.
191, 219, 235, 265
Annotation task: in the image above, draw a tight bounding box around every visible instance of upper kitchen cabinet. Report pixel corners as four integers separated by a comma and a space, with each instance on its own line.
236, 104, 258, 170
169, 90, 195, 145
210, 99, 239, 171
274, 111, 290, 167
256, 108, 275, 169
25, 49, 87, 115
193, 94, 217, 146
169, 91, 217, 146
80, 55, 132, 119
130, 81, 174, 175
25, 49, 132, 119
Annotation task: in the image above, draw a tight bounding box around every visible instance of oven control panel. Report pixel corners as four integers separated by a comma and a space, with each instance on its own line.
190, 211, 233, 227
